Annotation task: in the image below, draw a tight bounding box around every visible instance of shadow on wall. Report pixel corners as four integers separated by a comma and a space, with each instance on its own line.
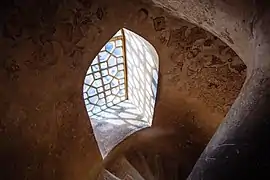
125, 28, 159, 126
82, 29, 159, 158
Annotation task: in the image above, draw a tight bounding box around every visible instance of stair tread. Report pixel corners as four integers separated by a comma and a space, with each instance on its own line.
126, 151, 155, 180
98, 169, 121, 180
109, 156, 145, 180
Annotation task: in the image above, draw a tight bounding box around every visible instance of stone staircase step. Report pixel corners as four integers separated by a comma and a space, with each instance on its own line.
109, 156, 145, 180
126, 151, 155, 180
98, 169, 121, 180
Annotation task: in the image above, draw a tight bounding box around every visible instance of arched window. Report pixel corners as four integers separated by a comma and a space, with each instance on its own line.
83, 29, 159, 158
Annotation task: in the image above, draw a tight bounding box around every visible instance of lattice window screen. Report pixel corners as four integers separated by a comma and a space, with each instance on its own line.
83, 30, 127, 116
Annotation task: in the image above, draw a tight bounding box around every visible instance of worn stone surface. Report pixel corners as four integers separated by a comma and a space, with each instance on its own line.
0, 0, 248, 179
188, 69, 270, 179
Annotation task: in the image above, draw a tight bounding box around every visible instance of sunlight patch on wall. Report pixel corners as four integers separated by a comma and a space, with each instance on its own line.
125, 29, 159, 126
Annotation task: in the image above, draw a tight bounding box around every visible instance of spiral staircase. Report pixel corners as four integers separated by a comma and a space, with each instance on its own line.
95, 125, 205, 180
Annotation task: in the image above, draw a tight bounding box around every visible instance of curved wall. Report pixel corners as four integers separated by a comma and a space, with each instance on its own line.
0, 0, 252, 179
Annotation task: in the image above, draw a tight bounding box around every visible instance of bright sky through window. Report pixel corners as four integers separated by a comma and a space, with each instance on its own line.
83, 29, 127, 117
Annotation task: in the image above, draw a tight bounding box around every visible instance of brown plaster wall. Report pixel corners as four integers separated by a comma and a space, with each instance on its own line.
0, 0, 247, 179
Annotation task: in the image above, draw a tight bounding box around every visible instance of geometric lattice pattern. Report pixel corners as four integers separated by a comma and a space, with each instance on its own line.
83, 30, 127, 116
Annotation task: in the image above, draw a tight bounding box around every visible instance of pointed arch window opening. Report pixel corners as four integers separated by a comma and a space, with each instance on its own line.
83, 28, 159, 158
